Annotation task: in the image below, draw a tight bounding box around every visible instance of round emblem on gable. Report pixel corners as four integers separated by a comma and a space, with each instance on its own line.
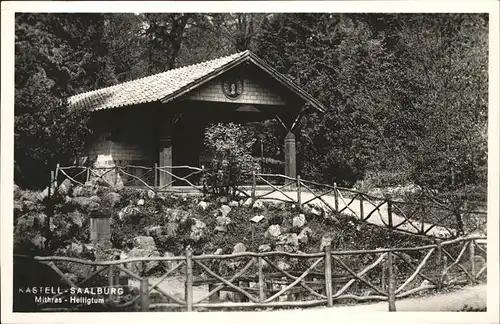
221, 78, 244, 99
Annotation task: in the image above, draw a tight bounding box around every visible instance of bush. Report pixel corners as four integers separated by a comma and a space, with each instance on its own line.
203, 123, 260, 197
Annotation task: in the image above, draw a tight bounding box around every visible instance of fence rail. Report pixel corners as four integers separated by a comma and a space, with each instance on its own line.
14, 236, 486, 312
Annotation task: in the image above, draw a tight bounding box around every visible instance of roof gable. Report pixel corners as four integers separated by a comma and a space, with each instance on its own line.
68, 50, 325, 113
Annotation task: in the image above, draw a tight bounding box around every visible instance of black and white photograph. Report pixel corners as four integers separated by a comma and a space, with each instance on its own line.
1, 1, 499, 323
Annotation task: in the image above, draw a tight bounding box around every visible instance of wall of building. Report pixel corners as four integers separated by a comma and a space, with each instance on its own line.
185, 74, 286, 106
84, 108, 156, 166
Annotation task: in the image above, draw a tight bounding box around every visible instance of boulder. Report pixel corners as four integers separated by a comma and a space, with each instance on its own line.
228, 201, 239, 207
266, 224, 281, 238
215, 216, 231, 233
57, 179, 73, 196
133, 236, 157, 252
68, 211, 84, 228
293, 214, 307, 228
242, 198, 254, 208
165, 208, 190, 224
252, 200, 265, 210
219, 205, 232, 218
277, 261, 291, 271
420, 279, 432, 288
137, 199, 145, 206
103, 192, 121, 207
258, 244, 272, 253
198, 201, 210, 211
127, 248, 161, 274
218, 196, 229, 204
145, 225, 163, 236
72, 196, 100, 212
319, 232, 337, 251
232, 243, 246, 254
68, 242, 84, 256
164, 222, 179, 239
190, 218, 206, 242
147, 190, 156, 199
31, 235, 46, 249
284, 233, 299, 247
250, 215, 264, 223
214, 248, 223, 255
298, 227, 313, 244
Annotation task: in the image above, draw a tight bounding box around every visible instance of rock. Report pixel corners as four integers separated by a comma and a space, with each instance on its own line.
165, 208, 190, 224
298, 227, 313, 244
293, 214, 307, 228
232, 243, 246, 254
147, 190, 155, 199
137, 199, 145, 206
68, 242, 84, 255
103, 192, 121, 207
215, 216, 231, 233
258, 244, 272, 253
228, 201, 239, 207
284, 233, 299, 247
190, 218, 206, 242
266, 224, 281, 238
277, 261, 291, 271
73, 196, 100, 212
320, 232, 337, 251
250, 215, 264, 223
127, 248, 160, 274
198, 201, 209, 211
58, 179, 73, 196
242, 198, 254, 208
420, 279, 431, 288
68, 211, 83, 228
133, 236, 157, 251
252, 200, 265, 210
214, 248, 223, 255
145, 225, 163, 236
219, 205, 232, 217
164, 222, 179, 238
218, 196, 229, 204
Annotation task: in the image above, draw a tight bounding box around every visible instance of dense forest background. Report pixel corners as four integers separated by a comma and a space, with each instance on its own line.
15, 13, 488, 210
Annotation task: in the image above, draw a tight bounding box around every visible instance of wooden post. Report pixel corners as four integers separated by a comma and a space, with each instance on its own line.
284, 131, 297, 179
435, 239, 442, 290
108, 265, 115, 301
50, 170, 55, 193
185, 247, 193, 311
258, 256, 266, 302
333, 182, 339, 217
387, 251, 396, 312
55, 163, 60, 188
114, 166, 118, 186
441, 255, 448, 287
469, 240, 476, 283
387, 197, 393, 229
359, 193, 364, 221
297, 175, 302, 208
251, 171, 256, 201
153, 163, 158, 191
420, 205, 426, 234
140, 278, 150, 312
324, 245, 333, 307
85, 167, 90, 183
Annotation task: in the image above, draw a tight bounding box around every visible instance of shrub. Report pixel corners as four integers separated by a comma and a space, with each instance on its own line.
203, 123, 260, 197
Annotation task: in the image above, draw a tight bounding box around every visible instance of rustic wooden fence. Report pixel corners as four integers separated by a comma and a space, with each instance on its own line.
14, 236, 486, 312
52, 165, 487, 238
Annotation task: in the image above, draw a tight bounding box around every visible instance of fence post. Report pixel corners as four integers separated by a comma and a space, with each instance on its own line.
420, 205, 426, 235
251, 171, 256, 201
469, 240, 476, 284
297, 175, 302, 209
108, 265, 115, 301
185, 246, 193, 311
55, 163, 60, 188
387, 197, 393, 229
435, 239, 442, 290
154, 163, 158, 192
333, 182, 339, 217
85, 167, 90, 183
359, 193, 364, 221
387, 251, 396, 311
140, 277, 150, 312
441, 255, 448, 287
258, 256, 266, 302
324, 245, 333, 307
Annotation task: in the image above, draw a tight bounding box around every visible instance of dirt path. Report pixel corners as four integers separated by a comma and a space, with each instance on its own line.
283, 284, 487, 312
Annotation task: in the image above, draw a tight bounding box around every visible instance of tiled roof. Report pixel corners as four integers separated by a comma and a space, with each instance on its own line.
68, 50, 325, 112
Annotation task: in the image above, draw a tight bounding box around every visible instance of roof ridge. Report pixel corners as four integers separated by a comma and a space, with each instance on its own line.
69, 50, 249, 101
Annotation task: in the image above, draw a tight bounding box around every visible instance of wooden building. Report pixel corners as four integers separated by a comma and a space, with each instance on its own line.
69, 51, 325, 187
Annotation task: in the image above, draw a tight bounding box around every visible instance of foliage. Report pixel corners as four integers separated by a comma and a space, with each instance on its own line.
203, 123, 260, 197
